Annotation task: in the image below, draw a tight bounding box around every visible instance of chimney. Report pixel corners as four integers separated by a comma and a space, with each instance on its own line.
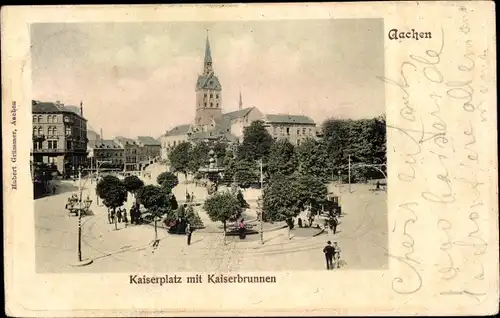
80, 101, 83, 117
100, 128, 103, 140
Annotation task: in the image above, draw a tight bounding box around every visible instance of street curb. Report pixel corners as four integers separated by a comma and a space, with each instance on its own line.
312, 228, 325, 237
142, 222, 288, 234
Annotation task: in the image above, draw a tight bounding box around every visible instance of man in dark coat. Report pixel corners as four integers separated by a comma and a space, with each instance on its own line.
323, 241, 335, 270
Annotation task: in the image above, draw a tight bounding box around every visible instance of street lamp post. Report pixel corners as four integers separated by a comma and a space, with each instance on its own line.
70, 167, 93, 267
95, 160, 111, 205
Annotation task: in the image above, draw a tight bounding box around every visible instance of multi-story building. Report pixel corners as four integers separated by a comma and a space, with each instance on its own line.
136, 136, 161, 169
114, 137, 139, 171
263, 114, 319, 146
31, 100, 88, 176
87, 139, 124, 171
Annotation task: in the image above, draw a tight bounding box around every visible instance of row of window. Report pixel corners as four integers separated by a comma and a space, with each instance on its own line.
203, 93, 219, 99
33, 115, 58, 123
200, 102, 219, 108
33, 126, 75, 136
272, 127, 313, 136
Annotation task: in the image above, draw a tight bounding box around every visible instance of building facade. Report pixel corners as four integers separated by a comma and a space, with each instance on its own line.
136, 136, 161, 169
87, 139, 124, 171
114, 137, 139, 171
263, 114, 319, 146
31, 100, 88, 176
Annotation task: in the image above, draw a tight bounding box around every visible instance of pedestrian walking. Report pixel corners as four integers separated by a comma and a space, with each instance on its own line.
123, 208, 129, 223
323, 241, 335, 270
186, 223, 192, 246
331, 216, 339, 234
239, 218, 246, 240
333, 242, 342, 268
108, 208, 113, 224
117, 208, 122, 223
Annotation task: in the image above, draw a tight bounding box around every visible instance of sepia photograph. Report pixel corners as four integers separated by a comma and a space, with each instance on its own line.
31, 19, 388, 273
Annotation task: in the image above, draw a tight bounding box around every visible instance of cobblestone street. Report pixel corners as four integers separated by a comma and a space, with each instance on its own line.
35, 178, 387, 273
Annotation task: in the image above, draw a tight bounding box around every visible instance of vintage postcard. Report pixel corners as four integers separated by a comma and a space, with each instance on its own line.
2, 2, 498, 316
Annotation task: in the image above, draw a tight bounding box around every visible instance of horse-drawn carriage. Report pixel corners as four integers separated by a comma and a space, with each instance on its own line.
324, 193, 341, 217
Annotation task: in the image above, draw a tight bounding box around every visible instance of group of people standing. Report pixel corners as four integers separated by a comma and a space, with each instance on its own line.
106, 204, 142, 225
107, 207, 128, 224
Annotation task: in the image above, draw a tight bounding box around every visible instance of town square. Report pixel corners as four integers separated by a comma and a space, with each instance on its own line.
31, 20, 387, 272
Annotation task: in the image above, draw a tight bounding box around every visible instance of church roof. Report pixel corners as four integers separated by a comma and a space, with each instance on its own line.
165, 124, 192, 137
222, 107, 255, 120
264, 114, 316, 125
196, 73, 221, 90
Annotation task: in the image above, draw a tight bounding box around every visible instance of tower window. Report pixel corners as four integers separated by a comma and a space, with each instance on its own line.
210, 93, 213, 98
210, 103, 213, 107
216, 103, 219, 107
204, 93, 207, 98
204, 102, 207, 107
209, 81, 213, 85
216, 94, 219, 98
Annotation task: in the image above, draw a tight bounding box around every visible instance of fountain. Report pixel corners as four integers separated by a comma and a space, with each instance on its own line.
198, 149, 225, 195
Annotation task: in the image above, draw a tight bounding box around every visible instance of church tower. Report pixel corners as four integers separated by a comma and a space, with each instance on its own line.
195, 33, 222, 127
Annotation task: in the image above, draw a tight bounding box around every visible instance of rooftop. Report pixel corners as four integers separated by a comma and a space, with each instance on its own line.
165, 124, 192, 137
137, 136, 161, 146
32, 100, 86, 120
89, 139, 122, 149
264, 114, 316, 125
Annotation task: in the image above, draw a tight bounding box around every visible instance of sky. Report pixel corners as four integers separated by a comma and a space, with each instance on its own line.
31, 19, 385, 139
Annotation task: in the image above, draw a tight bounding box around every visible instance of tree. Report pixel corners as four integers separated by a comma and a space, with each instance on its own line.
262, 174, 301, 239
267, 138, 297, 178
168, 142, 192, 176
123, 175, 144, 202
321, 116, 387, 182
156, 171, 179, 193
294, 174, 328, 216
296, 138, 329, 182
188, 142, 210, 175
173, 204, 204, 229
203, 191, 242, 244
137, 185, 170, 242
237, 120, 274, 162
96, 175, 128, 230
231, 159, 259, 188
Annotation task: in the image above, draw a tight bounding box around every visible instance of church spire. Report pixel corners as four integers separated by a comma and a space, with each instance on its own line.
204, 31, 212, 64
239, 89, 243, 110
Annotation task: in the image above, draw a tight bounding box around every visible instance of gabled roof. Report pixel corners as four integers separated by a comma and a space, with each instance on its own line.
264, 114, 316, 125
189, 129, 238, 142
165, 124, 192, 137
196, 73, 221, 90
115, 136, 137, 146
137, 136, 161, 146
64, 105, 81, 116
32, 101, 65, 113
89, 139, 123, 149
222, 106, 255, 121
